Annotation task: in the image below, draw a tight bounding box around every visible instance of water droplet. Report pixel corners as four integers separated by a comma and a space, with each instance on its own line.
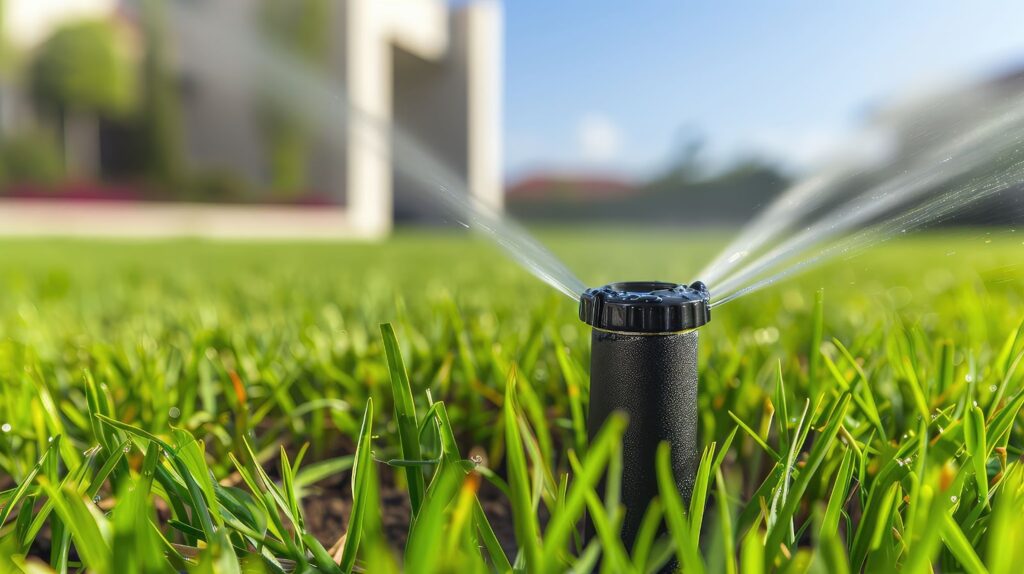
93, 496, 100, 503
727, 251, 748, 264
972, 400, 978, 407
0, 423, 10, 433
965, 374, 973, 382
168, 407, 181, 419
990, 385, 999, 392
950, 495, 958, 503
124, 445, 132, 453
47, 436, 54, 443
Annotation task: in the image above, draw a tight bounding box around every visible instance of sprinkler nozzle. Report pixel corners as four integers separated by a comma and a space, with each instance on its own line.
579, 280, 711, 333
580, 281, 710, 564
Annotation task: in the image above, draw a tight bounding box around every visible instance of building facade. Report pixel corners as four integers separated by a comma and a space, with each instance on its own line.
0, 0, 503, 238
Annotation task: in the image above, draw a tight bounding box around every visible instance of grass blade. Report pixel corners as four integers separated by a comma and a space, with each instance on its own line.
940, 512, 986, 574
657, 441, 705, 574
963, 405, 989, 504
380, 323, 427, 516
339, 398, 374, 573
505, 374, 541, 573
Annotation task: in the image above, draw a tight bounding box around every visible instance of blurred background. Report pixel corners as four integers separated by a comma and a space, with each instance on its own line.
0, 0, 1023, 237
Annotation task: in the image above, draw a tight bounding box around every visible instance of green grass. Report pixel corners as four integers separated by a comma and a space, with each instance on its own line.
1, 229, 1024, 572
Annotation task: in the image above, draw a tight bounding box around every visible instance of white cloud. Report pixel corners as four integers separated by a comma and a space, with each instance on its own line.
744, 123, 897, 173
577, 114, 621, 162
744, 128, 845, 170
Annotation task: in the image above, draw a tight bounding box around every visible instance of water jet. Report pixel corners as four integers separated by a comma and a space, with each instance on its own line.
579, 280, 711, 549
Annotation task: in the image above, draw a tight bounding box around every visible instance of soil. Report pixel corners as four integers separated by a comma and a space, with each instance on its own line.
302, 467, 521, 559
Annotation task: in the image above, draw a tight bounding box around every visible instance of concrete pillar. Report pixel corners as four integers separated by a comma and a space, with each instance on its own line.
345, 0, 448, 236
464, 0, 503, 212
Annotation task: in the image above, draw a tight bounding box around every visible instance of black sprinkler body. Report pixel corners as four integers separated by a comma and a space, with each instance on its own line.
579, 281, 711, 550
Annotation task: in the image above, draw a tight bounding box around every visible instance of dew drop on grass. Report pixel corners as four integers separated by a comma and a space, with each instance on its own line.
965, 374, 973, 382
47, 436, 53, 443
0, 423, 10, 433
950, 495, 958, 503
990, 385, 999, 392
169, 407, 181, 419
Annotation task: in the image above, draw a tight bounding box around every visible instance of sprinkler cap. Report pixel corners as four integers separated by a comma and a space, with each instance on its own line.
579, 281, 711, 334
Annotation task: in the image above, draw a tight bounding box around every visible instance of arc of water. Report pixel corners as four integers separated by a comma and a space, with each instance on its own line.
710, 90, 1024, 303
714, 153, 1024, 306
699, 154, 872, 287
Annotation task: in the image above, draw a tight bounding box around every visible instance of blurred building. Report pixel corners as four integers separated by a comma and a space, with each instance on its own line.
0, 0, 503, 238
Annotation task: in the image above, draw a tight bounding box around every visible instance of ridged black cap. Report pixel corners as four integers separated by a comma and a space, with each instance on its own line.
579, 281, 711, 334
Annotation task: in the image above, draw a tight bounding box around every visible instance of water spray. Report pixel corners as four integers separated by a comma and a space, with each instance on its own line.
579, 280, 711, 549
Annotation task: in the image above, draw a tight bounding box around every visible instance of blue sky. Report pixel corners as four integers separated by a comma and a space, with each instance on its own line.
503, 1, 1024, 179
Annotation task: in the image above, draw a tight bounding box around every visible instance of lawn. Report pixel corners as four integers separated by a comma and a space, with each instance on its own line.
1, 229, 1023, 572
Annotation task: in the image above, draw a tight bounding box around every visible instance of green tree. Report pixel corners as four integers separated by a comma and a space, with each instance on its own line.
29, 20, 136, 178
259, 0, 331, 197
136, 0, 185, 190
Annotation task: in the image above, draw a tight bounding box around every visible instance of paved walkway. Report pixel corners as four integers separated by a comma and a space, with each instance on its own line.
0, 199, 383, 239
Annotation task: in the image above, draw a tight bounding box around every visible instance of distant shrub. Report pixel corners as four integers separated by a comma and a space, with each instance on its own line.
186, 168, 251, 203
0, 131, 65, 188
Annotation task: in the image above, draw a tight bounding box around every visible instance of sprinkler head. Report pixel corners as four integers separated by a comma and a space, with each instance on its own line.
579, 280, 710, 565
579, 280, 711, 334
